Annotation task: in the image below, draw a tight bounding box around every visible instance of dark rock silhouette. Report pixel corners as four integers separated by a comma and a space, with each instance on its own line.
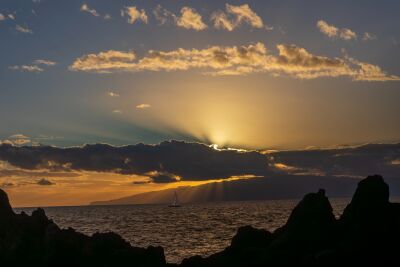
180, 175, 400, 267
1, 175, 399, 266
0, 189, 166, 266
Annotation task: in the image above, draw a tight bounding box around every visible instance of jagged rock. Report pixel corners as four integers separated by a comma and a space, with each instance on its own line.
1, 175, 400, 267
0, 188, 166, 267
336, 175, 400, 266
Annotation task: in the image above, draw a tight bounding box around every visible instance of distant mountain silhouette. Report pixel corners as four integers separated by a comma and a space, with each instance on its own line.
91, 174, 400, 205
1, 175, 400, 266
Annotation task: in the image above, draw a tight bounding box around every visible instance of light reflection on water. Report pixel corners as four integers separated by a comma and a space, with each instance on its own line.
16, 199, 350, 263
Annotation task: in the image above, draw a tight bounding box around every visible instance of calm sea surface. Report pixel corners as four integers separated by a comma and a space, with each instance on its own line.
16, 199, 351, 263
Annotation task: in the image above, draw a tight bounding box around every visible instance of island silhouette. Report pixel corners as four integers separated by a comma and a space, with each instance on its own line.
0, 175, 399, 266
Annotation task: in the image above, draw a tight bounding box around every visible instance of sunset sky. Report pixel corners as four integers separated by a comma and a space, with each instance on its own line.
1, 0, 399, 206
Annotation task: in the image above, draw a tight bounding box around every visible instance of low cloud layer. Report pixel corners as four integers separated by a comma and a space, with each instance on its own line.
37, 178, 55, 186
69, 42, 400, 81
0, 141, 271, 183
268, 143, 400, 178
0, 142, 399, 186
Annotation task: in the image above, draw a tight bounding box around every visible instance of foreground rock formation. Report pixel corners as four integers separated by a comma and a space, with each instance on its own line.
0, 175, 399, 266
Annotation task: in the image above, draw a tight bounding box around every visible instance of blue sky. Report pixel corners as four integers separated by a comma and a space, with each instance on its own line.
1, 0, 400, 149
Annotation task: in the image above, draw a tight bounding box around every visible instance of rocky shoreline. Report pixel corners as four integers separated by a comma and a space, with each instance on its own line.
1, 175, 399, 267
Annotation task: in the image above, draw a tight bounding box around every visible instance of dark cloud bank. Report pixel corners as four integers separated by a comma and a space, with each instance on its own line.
0, 141, 399, 203
0, 140, 270, 182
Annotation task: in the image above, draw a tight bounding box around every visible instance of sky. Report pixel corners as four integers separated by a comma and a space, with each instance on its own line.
0, 0, 399, 206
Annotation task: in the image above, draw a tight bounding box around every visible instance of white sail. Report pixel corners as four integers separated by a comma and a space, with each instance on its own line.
170, 191, 180, 207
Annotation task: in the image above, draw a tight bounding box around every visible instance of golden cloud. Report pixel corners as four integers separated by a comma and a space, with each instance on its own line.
122, 6, 148, 24
70, 43, 400, 81
317, 20, 357, 40
136, 104, 151, 109
176, 7, 207, 31
211, 4, 265, 31
69, 50, 137, 73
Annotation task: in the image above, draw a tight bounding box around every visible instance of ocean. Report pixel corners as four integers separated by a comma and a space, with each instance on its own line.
15, 199, 351, 263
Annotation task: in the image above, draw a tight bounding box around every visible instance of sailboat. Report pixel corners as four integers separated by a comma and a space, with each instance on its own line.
169, 191, 181, 207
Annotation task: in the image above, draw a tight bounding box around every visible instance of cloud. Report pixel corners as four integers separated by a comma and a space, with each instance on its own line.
176, 7, 207, 31
15, 25, 33, 34
136, 104, 151, 109
211, 4, 265, 31
112, 109, 122, 114
317, 20, 357, 40
70, 50, 137, 73
80, 3, 111, 20
363, 32, 377, 41
152, 5, 207, 31
226, 3, 263, 28
0, 141, 271, 182
37, 178, 55, 186
80, 3, 99, 17
6, 134, 31, 146
211, 11, 235, 31
70, 42, 400, 81
122, 6, 148, 24
9, 59, 56, 73
33, 59, 57, 66
0, 13, 15, 21
153, 5, 174, 25
268, 143, 400, 178
147, 171, 180, 183
108, 91, 120, 97
9, 134, 29, 139
9, 65, 43, 72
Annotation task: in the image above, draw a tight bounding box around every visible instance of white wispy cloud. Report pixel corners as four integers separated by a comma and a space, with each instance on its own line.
108, 91, 120, 97
363, 32, 377, 41
69, 43, 400, 81
34, 59, 57, 66
10, 59, 56, 73
0, 13, 15, 21
15, 25, 33, 34
122, 6, 148, 24
9, 65, 43, 72
80, 3, 99, 17
80, 3, 111, 19
153, 5, 174, 25
211, 4, 266, 31
317, 20, 357, 40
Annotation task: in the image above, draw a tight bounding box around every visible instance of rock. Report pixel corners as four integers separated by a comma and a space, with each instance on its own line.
1, 174, 400, 267
230, 225, 273, 250
0, 188, 167, 267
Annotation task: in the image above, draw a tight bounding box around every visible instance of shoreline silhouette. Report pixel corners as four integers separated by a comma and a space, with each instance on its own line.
1, 175, 399, 266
